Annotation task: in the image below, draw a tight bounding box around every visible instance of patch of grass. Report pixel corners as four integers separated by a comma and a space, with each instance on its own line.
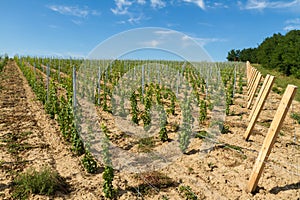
1, 132, 34, 155
161, 195, 169, 200
291, 112, 300, 124
224, 144, 243, 152
257, 120, 271, 128
12, 167, 69, 200
138, 137, 154, 153
178, 185, 198, 200
253, 64, 300, 102
195, 130, 209, 139
7, 142, 32, 154
129, 171, 176, 195
272, 86, 283, 95
221, 124, 230, 134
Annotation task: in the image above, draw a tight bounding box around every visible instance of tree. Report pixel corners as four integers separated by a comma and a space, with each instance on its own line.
228, 30, 300, 77
239, 48, 257, 63
226, 49, 240, 61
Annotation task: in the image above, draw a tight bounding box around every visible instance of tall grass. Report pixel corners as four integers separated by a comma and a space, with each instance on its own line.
252, 64, 300, 102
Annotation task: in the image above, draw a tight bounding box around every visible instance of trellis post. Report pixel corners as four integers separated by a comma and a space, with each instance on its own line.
246, 84, 297, 193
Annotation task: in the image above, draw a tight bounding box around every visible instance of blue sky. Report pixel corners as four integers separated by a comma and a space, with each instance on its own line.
0, 0, 300, 61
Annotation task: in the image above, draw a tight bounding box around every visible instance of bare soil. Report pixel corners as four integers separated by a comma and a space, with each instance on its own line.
0, 61, 299, 199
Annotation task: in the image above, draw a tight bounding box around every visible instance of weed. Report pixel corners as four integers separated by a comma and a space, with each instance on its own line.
161, 195, 169, 200
179, 185, 198, 200
291, 112, 300, 124
138, 137, 154, 153
224, 144, 243, 152
195, 130, 209, 139
272, 86, 282, 94
129, 171, 175, 195
221, 124, 230, 134
12, 167, 69, 200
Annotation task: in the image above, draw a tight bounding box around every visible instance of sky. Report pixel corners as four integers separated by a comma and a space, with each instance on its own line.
0, 0, 300, 61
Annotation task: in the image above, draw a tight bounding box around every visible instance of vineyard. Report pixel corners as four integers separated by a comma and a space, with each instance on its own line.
0, 56, 299, 199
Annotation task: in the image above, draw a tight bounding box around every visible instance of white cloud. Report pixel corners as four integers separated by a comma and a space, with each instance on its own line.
244, 0, 267, 10
182, 0, 205, 10
150, 0, 166, 8
284, 18, 300, 31
47, 5, 100, 18
71, 19, 83, 25
286, 18, 300, 24
137, 0, 146, 5
211, 2, 229, 8
182, 35, 226, 47
111, 0, 132, 15
140, 40, 161, 47
128, 15, 144, 24
154, 30, 177, 35
242, 0, 300, 10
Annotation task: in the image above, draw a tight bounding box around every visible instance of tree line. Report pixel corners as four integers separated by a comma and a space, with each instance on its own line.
227, 30, 300, 78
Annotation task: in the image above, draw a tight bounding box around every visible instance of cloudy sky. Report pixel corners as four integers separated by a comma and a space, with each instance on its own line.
0, 0, 300, 61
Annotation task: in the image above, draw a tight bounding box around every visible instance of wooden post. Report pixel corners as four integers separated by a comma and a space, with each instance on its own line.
244, 75, 275, 140
247, 70, 258, 96
247, 73, 262, 108
248, 75, 270, 120
246, 61, 251, 83
247, 67, 255, 87
247, 72, 261, 101
247, 62, 254, 86
246, 85, 297, 193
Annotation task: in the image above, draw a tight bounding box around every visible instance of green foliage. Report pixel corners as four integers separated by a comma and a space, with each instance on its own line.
158, 106, 168, 142
138, 137, 154, 152
129, 171, 175, 195
272, 86, 282, 94
81, 151, 98, 174
226, 49, 240, 61
291, 112, 300, 124
221, 124, 230, 134
45, 81, 59, 119
229, 30, 300, 78
142, 91, 152, 130
16, 56, 85, 156
0, 54, 8, 72
239, 48, 257, 63
195, 130, 209, 139
179, 96, 193, 153
103, 166, 115, 199
199, 100, 207, 124
101, 123, 115, 199
179, 185, 198, 200
167, 93, 176, 115
12, 167, 68, 199
130, 92, 139, 125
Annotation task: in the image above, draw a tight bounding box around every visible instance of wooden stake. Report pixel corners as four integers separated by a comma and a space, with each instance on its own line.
244, 75, 275, 140
247, 67, 254, 86
247, 73, 262, 108
248, 75, 270, 120
247, 66, 254, 86
246, 84, 297, 193
247, 70, 258, 96
246, 61, 251, 82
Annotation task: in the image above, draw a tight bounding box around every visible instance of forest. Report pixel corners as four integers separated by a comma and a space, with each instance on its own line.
227, 30, 300, 78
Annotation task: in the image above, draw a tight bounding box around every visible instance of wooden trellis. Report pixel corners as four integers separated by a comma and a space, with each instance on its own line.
246, 84, 297, 193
